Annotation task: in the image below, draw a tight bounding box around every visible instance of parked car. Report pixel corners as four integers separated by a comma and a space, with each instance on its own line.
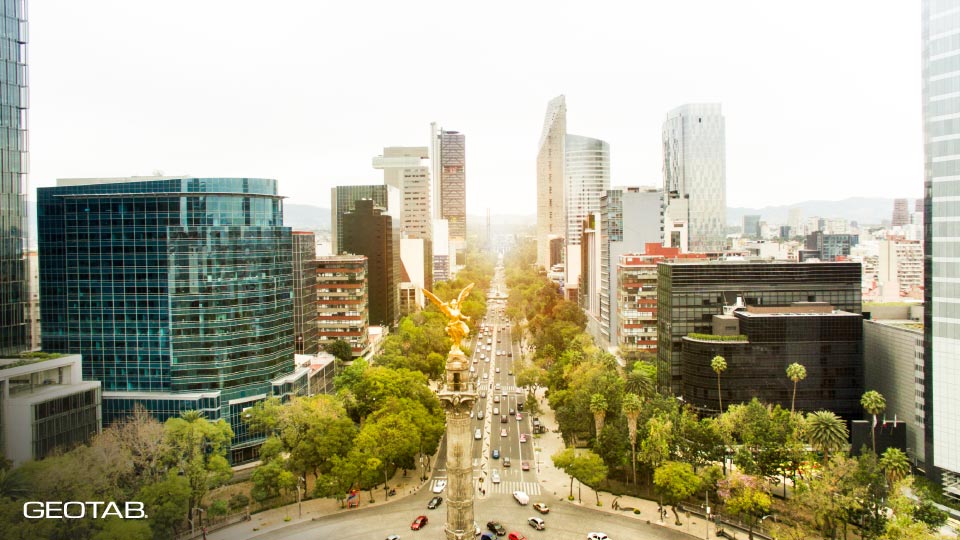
432, 480, 446, 493
527, 517, 545, 530
411, 515, 428, 530
427, 496, 442, 509
508, 533, 527, 540
486, 521, 506, 536
533, 503, 549, 514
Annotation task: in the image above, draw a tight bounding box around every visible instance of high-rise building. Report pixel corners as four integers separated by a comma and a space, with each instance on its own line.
804, 231, 859, 261
923, 0, 960, 486
431, 124, 466, 266
316, 255, 369, 358
342, 199, 400, 327
741, 215, 761, 239
399, 237, 433, 311
536, 96, 567, 270
38, 177, 300, 462
878, 239, 923, 298
433, 219, 450, 284
330, 184, 400, 255
0, 0, 28, 357
564, 134, 611, 292
892, 198, 910, 227
656, 261, 862, 394
292, 232, 319, 355
373, 147, 432, 240
662, 103, 727, 253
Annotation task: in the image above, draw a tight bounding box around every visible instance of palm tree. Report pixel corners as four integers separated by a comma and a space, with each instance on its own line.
180, 410, 204, 423
805, 410, 849, 461
590, 394, 608, 438
879, 447, 911, 485
622, 393, 643, 486
625, 368, 655, 400
711, 355, 727, 412
786, 362, 807, 414
861, 390, 887, 454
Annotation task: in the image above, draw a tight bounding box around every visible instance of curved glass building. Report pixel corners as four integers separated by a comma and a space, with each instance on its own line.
38, 177, 296, 462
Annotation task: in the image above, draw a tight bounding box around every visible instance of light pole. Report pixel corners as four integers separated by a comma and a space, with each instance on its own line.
297, 476, 305, 518
705, 490, 710, 540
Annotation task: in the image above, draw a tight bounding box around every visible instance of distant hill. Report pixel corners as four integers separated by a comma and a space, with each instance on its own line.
285, 204, 330, 231
727, 197, 919, 226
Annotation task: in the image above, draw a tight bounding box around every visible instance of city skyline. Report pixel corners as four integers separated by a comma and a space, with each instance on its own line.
27, 1, 920, 217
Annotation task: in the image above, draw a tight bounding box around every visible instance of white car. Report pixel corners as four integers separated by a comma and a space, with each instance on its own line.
432, 480, 446, 493
475, 428, 482, 440
513, 491, 529, 505
587, 534, 609, 540
491, 471, 501, 484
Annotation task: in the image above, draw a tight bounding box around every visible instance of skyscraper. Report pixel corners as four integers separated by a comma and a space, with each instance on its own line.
330, 184, 400, 255
38, 177, 299, 462
662, 103, 728, 253
564, 134, 611, 291
430, 124, 466, 272
316, 255, 369, 358
0, 0, 28, 356
892, 198, 910, 227
342, 199, 400, 327
292, 232, 319, 355
741, 215, 761, 239
372, 147, 432, 240
923, 0, 960, 485
536, 96, 567, 270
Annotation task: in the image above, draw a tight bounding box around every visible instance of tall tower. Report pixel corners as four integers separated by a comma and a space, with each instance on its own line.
662, 103, 727, 253
0, 0, 28, 356
564, 133, 610, 291
431, 124, 467, 273
536, 96, 567, 270
892, 198, 909, 227
342, 199, 400, 327
923, 0, 960, 484
373, 147, 433, 241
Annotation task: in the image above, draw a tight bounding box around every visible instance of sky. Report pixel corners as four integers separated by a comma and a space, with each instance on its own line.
29, 1, 921, 215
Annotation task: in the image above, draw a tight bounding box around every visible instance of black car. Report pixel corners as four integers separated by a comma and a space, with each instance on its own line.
487, 521, 507, 536
427, 496, 442, 509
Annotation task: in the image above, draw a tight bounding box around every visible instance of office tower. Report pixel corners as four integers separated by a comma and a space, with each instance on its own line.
916, 198, 924, 213
682, 304, 863, 418
805, 231, 859, 261
656, 261, 861, 394
593, 187, 662, 348
431, 124, 466, 271
564, 134, 611, 292
292, 232, 319, 355
923, 0, 960, 484
372, 147, 432, 240
0, 354, 101, 465
787, 208, 803, 237
579, 213, 601, 319
536, 95, 567, 270
892, 198, 910, 227
0, 0, 28, 357
662, 103, 727, 252
342, 199, 399, 327
316, 255, 369, 358
779, 226, 792, 240
433, 219, 450, 283
399, 237, 433, 311
741, 215, 761, 238
26, 250, 40, 350
38, 177, 299, 462
330, 184, 400, 255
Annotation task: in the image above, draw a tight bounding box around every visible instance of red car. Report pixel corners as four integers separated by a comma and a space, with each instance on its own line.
411, 515, 428, 530
508, 533, 527, 540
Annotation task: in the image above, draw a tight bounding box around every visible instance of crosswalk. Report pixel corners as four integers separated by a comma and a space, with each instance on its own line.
429, 477, 542, 496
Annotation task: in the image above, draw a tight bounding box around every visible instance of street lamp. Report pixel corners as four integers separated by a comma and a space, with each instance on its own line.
297, 476, 305, 518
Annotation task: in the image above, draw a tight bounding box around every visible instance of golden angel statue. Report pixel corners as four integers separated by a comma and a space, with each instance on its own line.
422, 283, 474, 352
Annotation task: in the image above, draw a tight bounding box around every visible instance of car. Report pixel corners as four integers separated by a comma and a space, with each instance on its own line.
481, 534, 496, 540
479, 391, 487, 398
519, 433, 527, 443
508, 370, 513, 375
513, 491, 530, 505
586, 533, 609, 540
480, 354, 486, 360
501, 415, 507, 423
508, 533, 527, 540
495, 367, 501, 373
516, 413, 523, 421
386, 536, 401, 540
483, 373, 490, 380
475, 428, 482, 440
509, 408, 515, 416
521, 461, 530, 471
493, 395, 500, 403
517, 402, 523, 411
486, 521, 507, 536
411, 515, 428, 530
495, 383, 502, 390
427, 496, 442, 509
527, 517, 545, 530
470, 410, 475, 418
493, 407, 500, 415
432, 480, 446, 493
474, 358, 478, 364
509, 353, 513, 357
501, 428, 508, 437
478, 410, 484, 420
533, 503, 550, 514
492, 449, 500, 459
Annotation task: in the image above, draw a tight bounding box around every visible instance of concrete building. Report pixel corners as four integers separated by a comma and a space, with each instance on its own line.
878, 239, 923, 299
579, 214, 602, 319
662, 103, 727, 253
536, 96, 568, 270
805, 231, 859, 261
892, 198, 910, 227
923, 0, 960, 490
330, 184, 400, 255
373, 146, 433, 241
564, 134, 611, 292
863, 304, 925, 470
433, 219, 450, 283
1, 354, 102, 466
657, 261, 862, 394
0, 0, 28, 357
39, 177, 301, 463
682, 304, 863, 418
293, 232, 319, 355
342, 199, 400, 327
431, 125, 466, 269
400, 238, 433, 311
742, 215, 761, 239
316, 255, 369, 358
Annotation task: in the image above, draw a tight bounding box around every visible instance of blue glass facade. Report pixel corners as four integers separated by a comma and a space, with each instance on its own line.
38, 178, 296, 460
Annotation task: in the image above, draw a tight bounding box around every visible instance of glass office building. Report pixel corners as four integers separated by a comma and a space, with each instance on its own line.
38, 177, 297, 462
0, 0, 29, 356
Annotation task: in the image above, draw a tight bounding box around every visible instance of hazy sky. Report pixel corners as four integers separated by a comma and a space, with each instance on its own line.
29, 1, 920, 215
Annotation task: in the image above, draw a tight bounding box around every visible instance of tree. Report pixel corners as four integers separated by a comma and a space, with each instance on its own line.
574, 450, 609, 506
91, 519, 152, 540
882, 478, 945, 540
786, 362, 807, 414
861, 390, 887, 453
711, 355, 727, 412
639, 416, 674, 485
324, 339, 354, 362
879, 448, 911, 486
653, 461, 701, 526
805, 410, 849, 462
624, 362, 656, 400
622, 393, 643, 486
589, 394, 608, 439
718, 474, 772, 540
160, 411, 233, 524
138, 473, 192, 540
551, 447, 578, 500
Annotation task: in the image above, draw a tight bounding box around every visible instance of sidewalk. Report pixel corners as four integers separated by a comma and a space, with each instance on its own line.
530, 386, 706, 539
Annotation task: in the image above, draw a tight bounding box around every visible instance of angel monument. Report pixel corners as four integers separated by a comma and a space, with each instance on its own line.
422, 284, 477, 540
